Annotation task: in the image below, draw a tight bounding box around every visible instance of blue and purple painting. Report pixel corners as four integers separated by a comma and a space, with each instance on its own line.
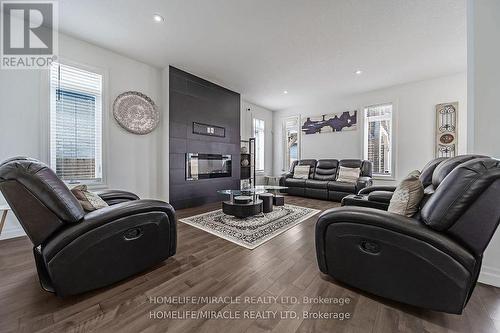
301, 111, 357, 135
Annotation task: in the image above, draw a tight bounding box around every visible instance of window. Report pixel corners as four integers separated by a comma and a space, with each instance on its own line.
364, 104, 393, 177
253, 118, 265, 172
283, 116, 300, 171
50, 62, 103, 185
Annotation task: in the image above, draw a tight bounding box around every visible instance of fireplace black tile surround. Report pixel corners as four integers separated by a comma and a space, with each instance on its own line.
169, 66, 241, 209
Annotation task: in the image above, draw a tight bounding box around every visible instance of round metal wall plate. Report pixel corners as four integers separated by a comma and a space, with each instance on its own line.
113, 91, 159, 135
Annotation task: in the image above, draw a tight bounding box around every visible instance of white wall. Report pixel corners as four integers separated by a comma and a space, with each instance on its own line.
273, 73, 468, 184
468, 0, 500, 287
0, 33, 166, 239
160, 67, 170, 201
241, 101, 274, 184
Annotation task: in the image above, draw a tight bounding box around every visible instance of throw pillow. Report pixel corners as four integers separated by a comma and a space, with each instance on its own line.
388, 170, 424, 217
293, 165, 311, 179
337, 166, 361, 183
71, 185, 109, 212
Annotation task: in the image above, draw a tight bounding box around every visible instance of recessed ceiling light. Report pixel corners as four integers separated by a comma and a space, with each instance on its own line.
355, 70, 363, 75
283, 90, 288, 94
153, 14, 164, 22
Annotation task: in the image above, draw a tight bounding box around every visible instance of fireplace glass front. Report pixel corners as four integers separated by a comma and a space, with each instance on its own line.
186, 153, 232, 180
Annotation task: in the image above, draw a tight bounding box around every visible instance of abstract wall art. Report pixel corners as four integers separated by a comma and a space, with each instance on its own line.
301, 111, 357, 135
435, 102, 458, 158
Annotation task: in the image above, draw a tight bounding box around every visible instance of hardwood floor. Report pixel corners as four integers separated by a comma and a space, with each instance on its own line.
1, 196, 500, 333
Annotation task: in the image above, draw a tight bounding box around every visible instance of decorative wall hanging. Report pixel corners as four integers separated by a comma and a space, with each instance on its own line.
435, 102, 458, 158
113, 91, 159, 135
301, 111, 357, 135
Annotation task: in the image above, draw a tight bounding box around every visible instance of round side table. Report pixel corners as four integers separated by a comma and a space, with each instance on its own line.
259, 193, 274, 213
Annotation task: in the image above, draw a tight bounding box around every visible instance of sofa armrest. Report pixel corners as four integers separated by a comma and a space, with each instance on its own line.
315, 206, 475, 274
94, 189, 140, 205
42, 199, 176, 261
358, 185, 397, 195
279, 172, 293, 186
356, 176, 373, 192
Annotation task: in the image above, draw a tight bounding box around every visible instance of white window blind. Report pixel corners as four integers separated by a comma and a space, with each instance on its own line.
49, 62, 103, 184
363, 104, 393, 177
253, 118, 265, 172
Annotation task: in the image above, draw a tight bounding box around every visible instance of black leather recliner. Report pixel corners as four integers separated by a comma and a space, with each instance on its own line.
316, 157, 500, 314
0, 157, 176, 297
280, 159, 373, 201
341, 155, 486, 210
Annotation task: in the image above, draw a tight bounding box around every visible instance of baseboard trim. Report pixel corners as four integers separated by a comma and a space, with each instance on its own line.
478, 265, 500, 287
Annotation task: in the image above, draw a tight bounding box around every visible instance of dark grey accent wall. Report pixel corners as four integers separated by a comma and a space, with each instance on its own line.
169, 66, 241, 209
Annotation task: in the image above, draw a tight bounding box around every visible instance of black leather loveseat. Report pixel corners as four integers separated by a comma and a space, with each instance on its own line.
279, 159, 373, 201
316, 156, 500, 314
0, 157, 177, 297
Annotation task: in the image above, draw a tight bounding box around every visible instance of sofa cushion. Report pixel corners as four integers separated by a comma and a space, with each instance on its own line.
339, 159, 362, 168
313, 159, 338, 181
388, 170, 424, 217
328, 191, 352, 201
71, 185, 109, 212
305, 179, 328, 189
327, 181, 357, 193
422, 158, 500, 232
337, 166, 360, 183
296, 159, 317, 179
305, 188, 328, 200
339, 159, 372, 177
419, 157, 447, 187
293, 165, 310, 179
0, 157, 85, 224
287, 186, 305, 196
285, 178, 306, 188
431, 155, 487, 188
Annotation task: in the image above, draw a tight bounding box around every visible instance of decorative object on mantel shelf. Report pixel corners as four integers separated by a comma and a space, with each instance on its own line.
301, 110, 357, 135
240, 139, 253, 183
435, 102, 458, 158
193, 122, 225, 137
113, 91, 159, 135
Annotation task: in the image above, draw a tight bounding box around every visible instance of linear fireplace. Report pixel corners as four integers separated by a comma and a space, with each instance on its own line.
186, 153, 232, 180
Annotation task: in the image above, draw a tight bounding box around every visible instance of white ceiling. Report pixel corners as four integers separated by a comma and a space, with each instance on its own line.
58, 0, 466, 110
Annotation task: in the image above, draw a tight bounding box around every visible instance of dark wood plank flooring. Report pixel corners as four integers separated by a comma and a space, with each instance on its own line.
1, 196, 499, 333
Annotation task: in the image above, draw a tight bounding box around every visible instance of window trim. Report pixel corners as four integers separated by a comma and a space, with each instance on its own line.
363, 103, 396, 180
47, 59, 109, 188
252, 117, 265, 173
282, 115, 301, 172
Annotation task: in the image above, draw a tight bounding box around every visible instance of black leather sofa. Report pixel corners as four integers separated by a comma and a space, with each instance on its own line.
279, 159, 373, 201
0, 157, 177, 297
316, 156, 500, 314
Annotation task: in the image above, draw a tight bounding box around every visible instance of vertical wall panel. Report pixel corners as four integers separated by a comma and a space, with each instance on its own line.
169, 67, 241, 209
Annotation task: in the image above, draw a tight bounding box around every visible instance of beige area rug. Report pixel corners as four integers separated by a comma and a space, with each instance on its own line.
179, 204, 321, 249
